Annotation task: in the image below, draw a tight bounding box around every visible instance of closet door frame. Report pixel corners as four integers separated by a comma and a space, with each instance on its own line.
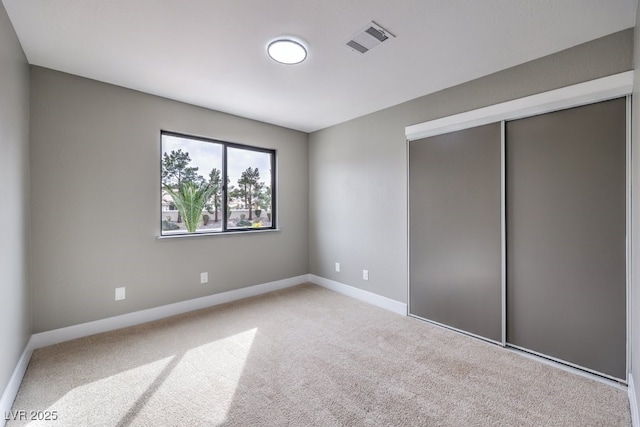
405, 71, 633, 380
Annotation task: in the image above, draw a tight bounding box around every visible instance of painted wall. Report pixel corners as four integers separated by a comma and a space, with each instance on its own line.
631, 14, 640, 410
0, 2, 30, 398
309, 29, 634, 303
29, 67, 309, 333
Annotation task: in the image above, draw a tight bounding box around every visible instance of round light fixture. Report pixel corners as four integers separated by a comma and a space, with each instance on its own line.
267, 39, 307, 65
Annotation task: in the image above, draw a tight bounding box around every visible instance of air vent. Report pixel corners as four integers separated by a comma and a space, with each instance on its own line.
344, 21, 395, 54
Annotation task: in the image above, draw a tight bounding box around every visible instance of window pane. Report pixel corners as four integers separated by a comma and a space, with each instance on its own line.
161, 134, 223, 235
227, 147, 273, 230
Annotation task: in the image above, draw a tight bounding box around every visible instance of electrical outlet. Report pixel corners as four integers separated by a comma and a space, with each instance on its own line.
335, 262, 341, 272
115, 287, 126, 301
362, 270, 369, 281
200, 272, 208, 284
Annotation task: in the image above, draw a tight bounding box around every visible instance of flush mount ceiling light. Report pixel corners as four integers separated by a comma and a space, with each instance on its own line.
267, 39, 307, 64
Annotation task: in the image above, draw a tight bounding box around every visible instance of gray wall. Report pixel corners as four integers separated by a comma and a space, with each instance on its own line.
632, 12, 640, 404
29, 67, 309, 333
0, 2, 30, 397
309, 29, 633, 303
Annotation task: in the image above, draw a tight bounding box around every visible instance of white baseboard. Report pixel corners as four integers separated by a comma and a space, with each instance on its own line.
2, 274, 404, 421
0, 274, 307, 424
309, 274, 407, 316
0, 344, 32, 427
30, 274, 308, 350
4, 273, 634, 426
27, 274, 405, 351
630, 373, 639, 427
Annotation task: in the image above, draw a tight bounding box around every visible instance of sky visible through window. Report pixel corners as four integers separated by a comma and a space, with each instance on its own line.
162, 135, 272, 185
161, 132, 275, 234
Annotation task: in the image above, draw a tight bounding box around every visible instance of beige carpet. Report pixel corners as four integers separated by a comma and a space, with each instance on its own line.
7, 283, 630, 426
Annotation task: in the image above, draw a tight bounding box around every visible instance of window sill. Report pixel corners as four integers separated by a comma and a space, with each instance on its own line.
157, 228, 281, 240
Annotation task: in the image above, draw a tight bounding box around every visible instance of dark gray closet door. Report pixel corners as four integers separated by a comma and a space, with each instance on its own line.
506, 98, 626, 379
409, 123, 502, 342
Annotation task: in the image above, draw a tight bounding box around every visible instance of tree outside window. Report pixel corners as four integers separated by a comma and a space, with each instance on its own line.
161, 132, 275, 236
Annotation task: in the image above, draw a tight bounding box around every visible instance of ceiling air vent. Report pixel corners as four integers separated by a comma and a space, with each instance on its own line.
344, 21, 395, 54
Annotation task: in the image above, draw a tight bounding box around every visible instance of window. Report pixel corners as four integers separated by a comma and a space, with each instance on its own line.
161, 131, 276, 236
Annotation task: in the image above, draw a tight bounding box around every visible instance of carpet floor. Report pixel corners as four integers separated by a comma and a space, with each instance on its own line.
7, 283, 631, 426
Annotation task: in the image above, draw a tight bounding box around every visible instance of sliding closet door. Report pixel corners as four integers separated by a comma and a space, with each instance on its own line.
409, 123, 502, 342
506, 98, 626, 379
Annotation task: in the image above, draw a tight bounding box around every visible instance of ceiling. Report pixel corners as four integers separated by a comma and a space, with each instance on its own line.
2, 1, 637, 133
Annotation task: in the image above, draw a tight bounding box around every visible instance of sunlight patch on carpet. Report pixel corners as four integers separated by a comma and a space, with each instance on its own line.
26, 357, 174, 426
24, 329, 257, 426
124, 327, 257, 425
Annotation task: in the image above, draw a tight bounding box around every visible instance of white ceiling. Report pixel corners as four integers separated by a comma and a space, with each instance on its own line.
2, 1, 637, 133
